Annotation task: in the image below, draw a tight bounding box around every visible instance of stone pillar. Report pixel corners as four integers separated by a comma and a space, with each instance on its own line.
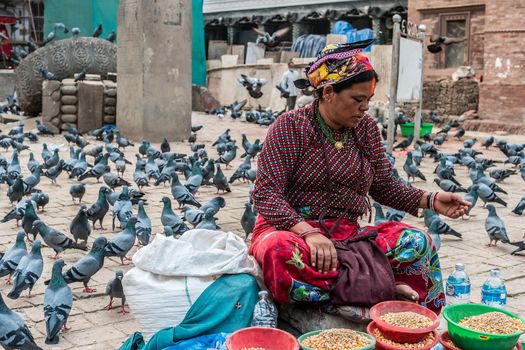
117, 0, 192, 142
42, 80, 61, 134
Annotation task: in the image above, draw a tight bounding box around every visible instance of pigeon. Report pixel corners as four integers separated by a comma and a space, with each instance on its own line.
386, 207, 405, 222
36, 120, 54, 135
7, 177, 25, 204
44, 259, 72, 344
0, 293, 42, 350
184, 165, 203, 194
427, 35, 467, 54
454, 127, 465, 140
160, 197, 189, 234
160, 137, 171, 153
133, 162, 149, 190
43, 29, 56, 45
200, 197, 226, 217
116, 132, 134, 149
473, 167, 508, 194
153, 156, 177, 186
93, 24, 103, 37
1, 199, 36, 227
62, 148, 79, 173
106, 30, 117, 43
23, 165, 42, 190
112, 187, 133, 230
171, 173, 201, 208
145, 154, 161, 181
163, 226, 175, 238
213, 164, 231, 193
484, 204, 510, 247
217, 145, 237, 168
372, 203, 387, 226
241, 135, 262, 158
252, 26, 290, 47
105, 269, 128, 314
238, 74, 266, 99
43, 149, 60, 169
69, 183, 86, 203
32, 221, 87, 259
8, 151, 21, 178
393, 134, 414, 151
136, 201, 151, 246
60, 236, 108, 293
477, 183, 507, 207
463, 185, 479, 217
70, 205, 91, 245
489, 168, 516, 183
103, 172, 130, 190
428, 220, 441, 251
7, 240, 43, 299
78, 153, 109, 181
74, 69, 86, 82
27, 153, 40, 173
188, 132, 197, 143
229, 156, 252, 184
433, 136, 446, 146
0, 232, 27, 284
21, 202, 39, 241
423, 210, 462, 238
241, 203, 256, 236
69, 152, 88, 179
510, 234, 525, 256
44, 159, 64, 184
433, 178, 467, 193
463, 138, 477, 149
105, 217, 137, 265
481, 136, 494, 149
30, 192, 48, 213
512, 195, 525, 216
195, 208, 219, 230
403, 152, 426, 182
181, 206, 204, 227
86, 187, 111, 229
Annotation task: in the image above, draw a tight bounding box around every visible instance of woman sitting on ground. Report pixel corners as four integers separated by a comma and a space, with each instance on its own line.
250, 41, 469, 316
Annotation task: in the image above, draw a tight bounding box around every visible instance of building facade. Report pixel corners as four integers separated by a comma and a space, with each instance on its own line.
409, 0, 525, 125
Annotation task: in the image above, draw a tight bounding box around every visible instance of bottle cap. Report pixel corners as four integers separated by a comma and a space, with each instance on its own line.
455, 263, 464, 270
490, 269, 500, 277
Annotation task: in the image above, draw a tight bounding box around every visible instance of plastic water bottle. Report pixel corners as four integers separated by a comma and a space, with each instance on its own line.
251, 291, 278, 328
446, 263, 471, 305
481, 269, 507, 308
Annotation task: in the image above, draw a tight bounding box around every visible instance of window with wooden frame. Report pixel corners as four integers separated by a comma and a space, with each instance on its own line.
439, 12, 469, 68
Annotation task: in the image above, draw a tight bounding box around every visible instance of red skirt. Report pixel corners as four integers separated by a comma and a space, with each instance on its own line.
249, 215, 445, 314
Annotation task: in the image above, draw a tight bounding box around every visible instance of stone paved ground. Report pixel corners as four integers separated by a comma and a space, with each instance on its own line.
0, 113, 524, 349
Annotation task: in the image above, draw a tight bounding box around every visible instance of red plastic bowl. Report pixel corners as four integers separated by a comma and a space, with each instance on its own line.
370, 301, 439, 343
438, 331, 523, 350
368, 321, 438, 350
226, 327, 300, 350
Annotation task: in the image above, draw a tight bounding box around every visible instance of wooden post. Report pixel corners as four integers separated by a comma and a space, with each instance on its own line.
386, 15, 402, 153
413, 24, 426, 144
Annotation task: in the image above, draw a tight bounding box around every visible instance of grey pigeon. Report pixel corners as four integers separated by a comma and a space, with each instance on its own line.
105, 269, 128, 314
136, 201, 151, 246
454, 127, 465, 140
8, 240, 43, 299
195, 208, 219, 230
103, 172, 130, 190
184, 165, 203, 194
154, 156, 177, 186
403, 152, 426, 182
7, 177, 24, 204
160, 137, 170, 153
41, 144, 51, 162
512, 195, 525, 216
32, 220, 87, 259
213, 164, 231, 193
484, 204, 510, 246
70, 205, 91, 244
133, 161, 149, 190
86, 186, 111, 229
229, 156, 252, 184
428, 220, 441, 251
145, 154, 161, 181
423, 209, 462, 238
43, 149, 60, 169
69, 183, 86, 203
36, 120, 54, 135
112, 186, 133, 230
60, 236, 108, 293
44, 159, 64, 184
489, 168, 516, 182
0, 232, 27, 284
217, 145, 237, 168
464, 185, 479, 216
22, 202, 39, 241
163, 226, 175, 238
8, 151, 21, 178
393, 134, 414, 151
181, 206, 204, 227
0, 293, 42, 349
171, 173, 201, 208
481, 136, 494, 149
1, 199, 36, 226
27, 152, 40, 173
241, 203, 256, 236
200, 197, 226, 217
78, 153, 109, 181
161, 197, 189, 234
473, 167, 508, 194
386, 207, 405, 222
69, 152, 88, 179
510, 233, 525, 256
433, 178, 467, 193
44, 259, 72, 344
105, 217, 138, 264
31, 192, 49, 212
23, 165, 42, 190
463, 138, 477, 149
477, 183, 507, 207
372, 203, 387, 226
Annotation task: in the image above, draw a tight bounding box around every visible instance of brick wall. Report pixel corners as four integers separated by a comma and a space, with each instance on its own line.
423, 79, 479, 115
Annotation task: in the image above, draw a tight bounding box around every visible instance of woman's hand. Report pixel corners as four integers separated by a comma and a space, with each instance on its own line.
434, 192, 471, 219
304, 232, 337, 274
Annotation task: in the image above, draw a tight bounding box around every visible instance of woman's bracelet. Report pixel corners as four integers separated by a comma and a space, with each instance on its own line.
431, 192, 439, 212
298, 227, 322, 238
426, 192, 433, 210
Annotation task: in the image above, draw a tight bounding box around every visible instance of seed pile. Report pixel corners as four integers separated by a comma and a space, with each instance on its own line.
302, 328, 372, 350
458, 312, 525, 334
379, 311, 433, 329
373, 329, 435, 348
441, 337, 461, 350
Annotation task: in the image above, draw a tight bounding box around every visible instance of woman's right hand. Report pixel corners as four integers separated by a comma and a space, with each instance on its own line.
304, 232, 338, 274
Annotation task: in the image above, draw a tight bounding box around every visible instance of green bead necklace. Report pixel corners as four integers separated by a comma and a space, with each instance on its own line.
316, 107, 348, 150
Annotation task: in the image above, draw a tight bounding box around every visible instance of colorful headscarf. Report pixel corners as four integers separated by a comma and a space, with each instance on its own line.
294, 39, 375, 90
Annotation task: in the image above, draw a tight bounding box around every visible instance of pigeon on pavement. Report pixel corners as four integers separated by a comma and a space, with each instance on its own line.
44, 259, 72, 344
0, 292, 42, 349
484, 204, 510, 247
7, 240, 43, 299
105, 269, 128, 314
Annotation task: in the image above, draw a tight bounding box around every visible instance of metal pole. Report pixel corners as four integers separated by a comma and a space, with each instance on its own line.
413, 24, 426, 144
386, 15, 402, 153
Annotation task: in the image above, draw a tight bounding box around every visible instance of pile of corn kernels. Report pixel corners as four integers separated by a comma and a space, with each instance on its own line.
373, 329, 435, 348
458, 312, 525, 334
302, 328, 372, 350
379, 311, 433, 329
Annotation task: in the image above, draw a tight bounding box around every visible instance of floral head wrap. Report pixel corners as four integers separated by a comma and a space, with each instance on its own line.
294, 39, 375, 90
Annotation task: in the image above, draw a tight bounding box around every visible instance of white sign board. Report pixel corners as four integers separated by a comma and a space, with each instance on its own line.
397, 37, 423, 101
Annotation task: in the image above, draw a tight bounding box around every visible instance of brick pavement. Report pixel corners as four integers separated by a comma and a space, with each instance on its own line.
0, 113, 524, 349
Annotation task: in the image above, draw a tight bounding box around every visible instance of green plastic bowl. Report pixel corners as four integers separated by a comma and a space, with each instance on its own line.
400, 122, 433, 137
298, 329, 376, 350
443, 304, 525, 350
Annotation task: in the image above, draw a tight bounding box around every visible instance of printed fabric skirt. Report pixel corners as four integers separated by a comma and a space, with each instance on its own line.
249, 215, 446, 314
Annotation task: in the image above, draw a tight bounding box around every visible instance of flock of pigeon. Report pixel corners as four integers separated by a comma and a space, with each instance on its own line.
0, 120, 261, 349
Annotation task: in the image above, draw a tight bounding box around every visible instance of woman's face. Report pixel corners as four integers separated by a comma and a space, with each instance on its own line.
322, 80, 375, 129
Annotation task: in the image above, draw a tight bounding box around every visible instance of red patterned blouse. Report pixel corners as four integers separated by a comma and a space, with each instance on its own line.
252, 103, 425, 231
